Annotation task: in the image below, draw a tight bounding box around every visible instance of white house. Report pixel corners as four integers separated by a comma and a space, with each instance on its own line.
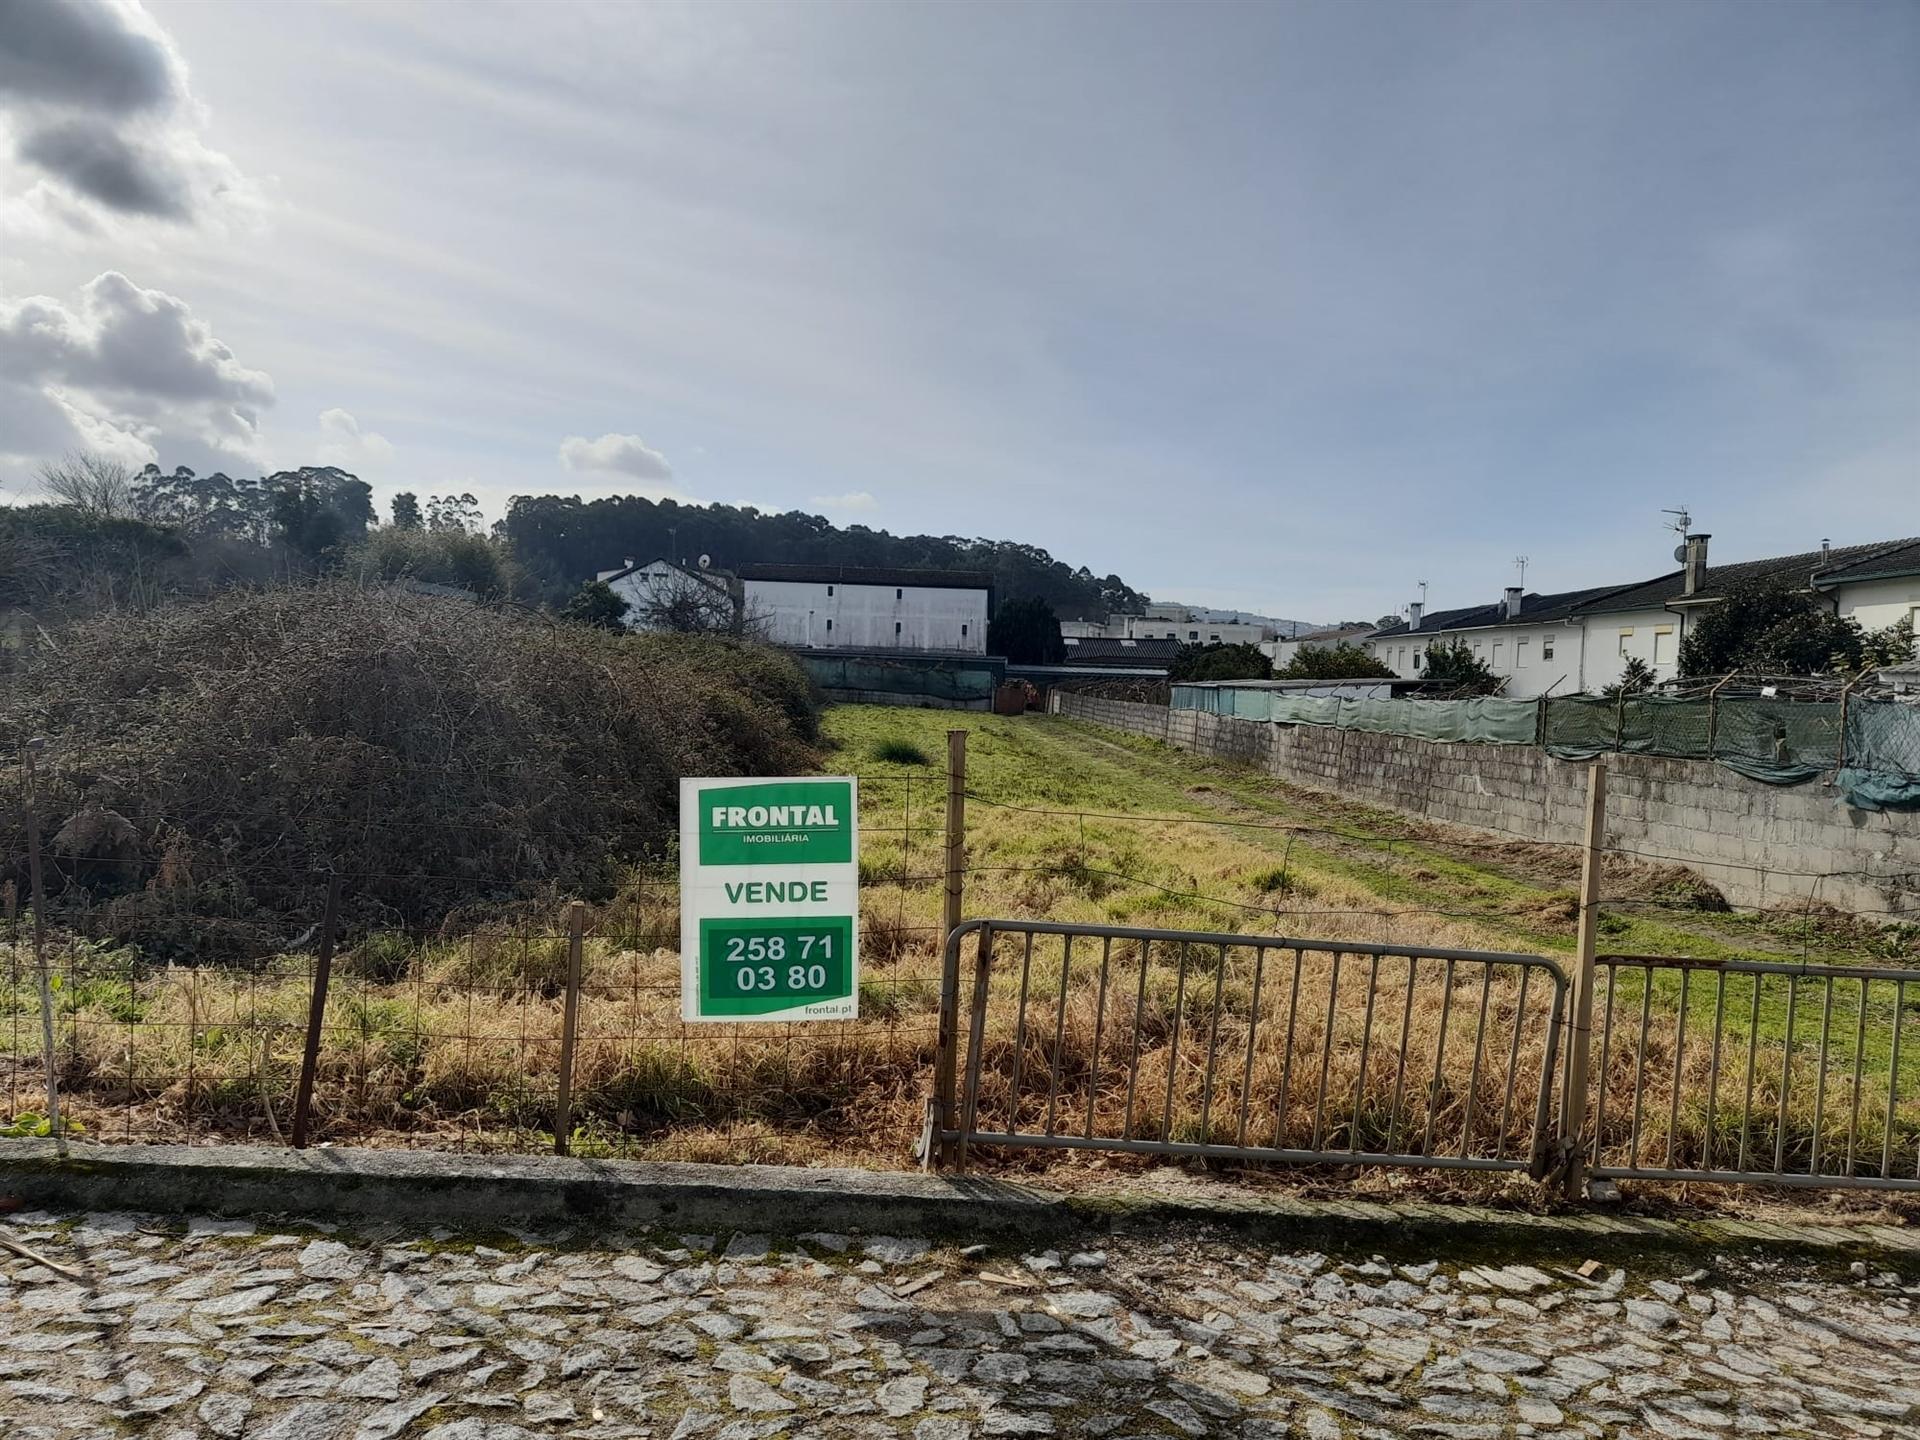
1814, 539, 1920, 643
1263, 623, 1377, 670
1365, 533, 1920, 696
737, 564, 992, 654
597, 557, 738, 632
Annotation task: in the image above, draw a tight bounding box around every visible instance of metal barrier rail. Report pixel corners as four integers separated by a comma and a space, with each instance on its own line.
934, 919, 1568, 1175
1586, 955, 1920, 1190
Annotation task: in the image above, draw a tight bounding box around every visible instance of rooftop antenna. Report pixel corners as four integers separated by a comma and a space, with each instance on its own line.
1662, 506, 1692, 565
1513, 555, 1529, 589
1418, 580, 1429, 609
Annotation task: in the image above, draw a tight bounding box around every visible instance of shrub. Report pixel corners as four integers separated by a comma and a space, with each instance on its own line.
0, 583, 818, 947
872, 738, 932, 766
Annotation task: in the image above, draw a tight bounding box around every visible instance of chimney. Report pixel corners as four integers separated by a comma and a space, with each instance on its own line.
1407, 602, 1423, 631
1682, 533, 1711, 597
1503, 586, 1523, 620
1820, 538, 1832, 566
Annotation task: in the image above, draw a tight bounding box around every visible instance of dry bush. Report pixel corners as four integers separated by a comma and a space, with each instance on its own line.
0, 583, 818, 949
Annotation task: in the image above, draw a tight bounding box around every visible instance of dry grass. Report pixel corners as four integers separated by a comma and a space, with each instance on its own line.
4, 705, 1916, 1208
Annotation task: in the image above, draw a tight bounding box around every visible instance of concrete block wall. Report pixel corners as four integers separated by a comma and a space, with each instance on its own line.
1052, 693, 1919, 917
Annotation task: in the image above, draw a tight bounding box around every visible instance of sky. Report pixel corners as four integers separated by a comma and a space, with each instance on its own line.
1, 0, 1915, 623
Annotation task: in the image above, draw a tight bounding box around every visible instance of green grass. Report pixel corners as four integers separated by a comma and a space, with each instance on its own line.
823, 706, 1920, 1108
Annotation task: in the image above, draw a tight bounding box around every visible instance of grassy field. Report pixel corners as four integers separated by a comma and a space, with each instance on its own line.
4, 705, 1916, 1198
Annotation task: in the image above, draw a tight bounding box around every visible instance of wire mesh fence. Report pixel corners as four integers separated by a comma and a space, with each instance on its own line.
5, 732, 1917, 1190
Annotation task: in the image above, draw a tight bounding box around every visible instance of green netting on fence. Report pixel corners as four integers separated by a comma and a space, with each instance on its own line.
1170, 683, 1920, 806
1840, 700, 1920, 810
1541, 697, 1615, 759
1619, 696, 1713, 759
1710, 699, 1840, 784
1260, 694, 1538, 743
801, 654, 998, 701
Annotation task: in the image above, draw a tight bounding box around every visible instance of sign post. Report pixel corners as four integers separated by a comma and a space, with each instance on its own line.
681, 776, 859, 1022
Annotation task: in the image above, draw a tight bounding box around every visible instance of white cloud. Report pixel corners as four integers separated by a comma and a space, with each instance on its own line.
558, 431, 673, 482
315, 407, 394, 470
0, 270, 273, 476
0, 0, 256, 228
808, 490, 877, 513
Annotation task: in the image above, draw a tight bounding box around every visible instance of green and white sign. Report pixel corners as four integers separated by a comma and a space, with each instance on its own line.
680, 776, 859, 1022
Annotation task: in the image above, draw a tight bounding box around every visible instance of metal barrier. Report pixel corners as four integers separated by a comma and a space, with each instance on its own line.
1585, 955, 1920, 1191
932, 919, 1568, 1176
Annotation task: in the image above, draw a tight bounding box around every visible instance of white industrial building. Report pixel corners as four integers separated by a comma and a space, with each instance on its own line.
1364, 534, 1920, 696
736, 564, 992, 654
1062, 602, 1275, 646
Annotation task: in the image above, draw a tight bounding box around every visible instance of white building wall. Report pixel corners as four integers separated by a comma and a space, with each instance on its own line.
1125, 616, 1268, 644
1833, 576, 1920, 639
1579, 607, 1686, 692
607, 561, 734, 633
1366, 624, 1587, 697
744, 579, 989, 653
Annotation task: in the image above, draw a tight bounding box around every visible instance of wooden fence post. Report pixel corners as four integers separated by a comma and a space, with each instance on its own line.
22, 739, 61, 1150
554, 900, 586, 1155
1560, 761, 1607, 1195
929, 729, 968, 1170
289, 872, 342, 1149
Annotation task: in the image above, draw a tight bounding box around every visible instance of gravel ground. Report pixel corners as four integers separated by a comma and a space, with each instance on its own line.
2, 1210, 1917, 1440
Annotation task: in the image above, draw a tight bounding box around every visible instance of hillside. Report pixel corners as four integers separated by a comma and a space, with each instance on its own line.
499, 494, 1150, 618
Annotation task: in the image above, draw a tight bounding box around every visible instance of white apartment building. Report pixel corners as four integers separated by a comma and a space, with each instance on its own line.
736, 564, 992, 654
1364, 534, 1920, 696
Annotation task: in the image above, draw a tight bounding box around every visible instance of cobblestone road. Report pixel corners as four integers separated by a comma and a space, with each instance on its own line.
2, 1209, 1916, 1440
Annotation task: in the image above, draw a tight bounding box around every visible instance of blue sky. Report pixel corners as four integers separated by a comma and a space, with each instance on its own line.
2, 0, 1914, 622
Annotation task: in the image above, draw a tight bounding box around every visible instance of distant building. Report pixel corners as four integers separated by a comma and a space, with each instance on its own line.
1062, 604, 1275, 645
735, 564, 993, 655
1363, 534, 1920, 696
1263, 623, 1377, 670
597, 557, 738, 633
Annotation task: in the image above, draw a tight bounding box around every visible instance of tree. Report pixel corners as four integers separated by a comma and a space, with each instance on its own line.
627, 566, 759, 635
1171, 641, 1273, 682
1276, 643, 1392, 680
267, 467, 375, 565
1678, 578, 1893, 677
38, 452, 136, 520
391, 492, 423, 531
561, 580, 631, 630
987, 596, 1065, 664
348, 527, 527, 601
1602, 656, 1655, 699
131, 465, 271, 542
1420, 639, 1500, 694
1863, 619, 1916, 669
494, 492, 1149, 615
426, 492, 483, 534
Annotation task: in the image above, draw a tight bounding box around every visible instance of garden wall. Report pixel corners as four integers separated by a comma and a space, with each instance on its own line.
1053, 692, 1920, 918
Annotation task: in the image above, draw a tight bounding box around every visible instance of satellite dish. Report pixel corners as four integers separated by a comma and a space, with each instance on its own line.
1673, 544, 1688, 564
698, 554, 712, 569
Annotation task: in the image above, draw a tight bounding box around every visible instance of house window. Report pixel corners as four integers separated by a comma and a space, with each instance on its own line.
1413, 651, 1423, 670
1542, 636, 1555, 661
1209, 633, 1220, 642
1472, 640, 1482, 654
1618, 628, 1633, 657
895, 588, 903, 600
1189, 630, 1199, 640
1515, 638, 1530, 668
961, 623, 968, 637
1652, 626, 1674, 665
1491, 640, 1504, 668
825, 618, 833, 633
1397, 647, 1407, 668
827, 585, 834, 596
894, 621, 902, 635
